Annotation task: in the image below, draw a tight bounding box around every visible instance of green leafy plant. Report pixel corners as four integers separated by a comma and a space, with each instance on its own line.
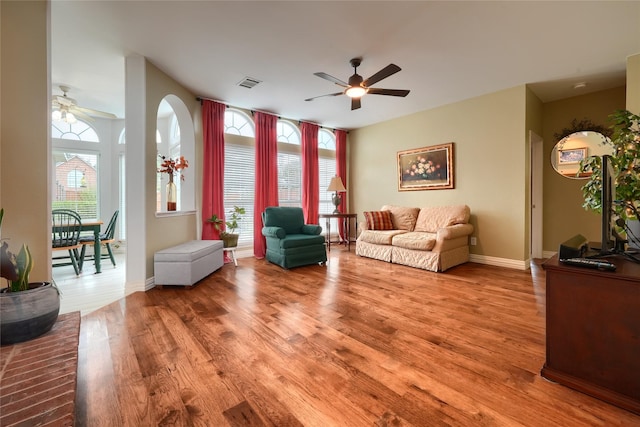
0, 208, 34, 292
207, 206, 246, 236
579, 109, 640, 221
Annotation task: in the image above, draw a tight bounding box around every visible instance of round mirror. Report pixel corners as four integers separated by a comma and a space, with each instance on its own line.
551, 131, 613, 179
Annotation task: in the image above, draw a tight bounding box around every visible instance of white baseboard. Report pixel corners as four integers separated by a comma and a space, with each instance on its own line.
124, 279, 149, 294
469, 254, 530, 270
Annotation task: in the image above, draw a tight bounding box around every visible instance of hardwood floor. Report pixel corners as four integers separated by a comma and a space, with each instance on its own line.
75, 251, 640, 426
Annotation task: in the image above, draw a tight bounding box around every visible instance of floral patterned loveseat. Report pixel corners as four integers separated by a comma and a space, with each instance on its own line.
355, 204, 473, 272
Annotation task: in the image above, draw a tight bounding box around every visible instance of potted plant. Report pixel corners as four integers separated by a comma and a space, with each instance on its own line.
579, 109, 640, 247
207, 206, 246, 248
0, 208, 60, 345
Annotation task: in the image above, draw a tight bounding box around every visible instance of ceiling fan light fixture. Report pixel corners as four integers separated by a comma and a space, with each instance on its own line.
64, 111, 77, 124
54, 107, 77, 124
345, 86, 366, 98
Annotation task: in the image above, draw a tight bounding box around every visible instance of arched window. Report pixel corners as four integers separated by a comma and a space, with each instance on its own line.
223, 109, 256, 247
224, 109, 255, 136
277, 120, 300, 144
51, 118, 100, 142
277, 120, 302, 207
318, 129, 337, 214
51, 119, 100, 219
318, 129, 336, 150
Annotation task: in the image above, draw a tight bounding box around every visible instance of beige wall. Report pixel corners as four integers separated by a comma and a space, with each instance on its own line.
541, 87, 626, 252
628, 53, 640, 114
0, 1, 51, 282
350, 86, 530, 263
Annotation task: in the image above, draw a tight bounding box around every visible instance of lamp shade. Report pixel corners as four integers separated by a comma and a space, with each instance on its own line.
327, 176, 346, 192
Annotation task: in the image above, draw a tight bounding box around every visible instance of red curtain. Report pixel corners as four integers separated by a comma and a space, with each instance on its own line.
301, 122, 319, 224
201, 100, 226, 241
253, 112, 279, 258
335, 129, 348, 239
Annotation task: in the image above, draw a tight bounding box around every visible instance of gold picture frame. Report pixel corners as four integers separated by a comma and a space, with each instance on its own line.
397, 143, 454, 191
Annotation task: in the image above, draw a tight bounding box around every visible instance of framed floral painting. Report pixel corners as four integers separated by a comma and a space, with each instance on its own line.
397, 143, 454, 191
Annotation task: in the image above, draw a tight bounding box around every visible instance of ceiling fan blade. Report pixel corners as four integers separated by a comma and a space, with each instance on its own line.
314, 72, 349, 87
304, 92, 344, 102
351, 97, 361, 111
68, 108, 94, 121
367, 88, 410, 97
362, 64, 401, 88
75, 105, 117, 119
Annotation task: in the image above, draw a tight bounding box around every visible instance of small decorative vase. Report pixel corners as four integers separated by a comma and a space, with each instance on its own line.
166, 174, 177, 211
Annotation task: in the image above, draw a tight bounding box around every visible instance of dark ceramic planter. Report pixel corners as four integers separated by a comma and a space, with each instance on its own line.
0, 282, 60, 345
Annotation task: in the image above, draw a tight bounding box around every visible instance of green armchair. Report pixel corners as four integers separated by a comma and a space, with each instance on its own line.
262, 206, 327, 269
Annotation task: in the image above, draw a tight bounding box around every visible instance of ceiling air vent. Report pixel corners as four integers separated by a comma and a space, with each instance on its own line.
237, 77, 262, 89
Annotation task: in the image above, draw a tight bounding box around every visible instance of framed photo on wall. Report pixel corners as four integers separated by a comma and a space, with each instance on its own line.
558, 147, 587, 165
397, 142, 454, 191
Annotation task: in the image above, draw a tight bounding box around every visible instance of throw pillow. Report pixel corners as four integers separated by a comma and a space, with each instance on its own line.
363, 210, 394, 230
381, 205, 420, 231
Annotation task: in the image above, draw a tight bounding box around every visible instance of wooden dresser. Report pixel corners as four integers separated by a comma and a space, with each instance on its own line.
542, 254, 640, 415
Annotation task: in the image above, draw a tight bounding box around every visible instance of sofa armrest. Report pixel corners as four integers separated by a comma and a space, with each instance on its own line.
436, 223, 474, 240
262, 226, 286, 239
301, 224, 322, 235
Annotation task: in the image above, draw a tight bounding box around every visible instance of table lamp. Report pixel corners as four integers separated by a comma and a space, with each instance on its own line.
327, 176, 346, 214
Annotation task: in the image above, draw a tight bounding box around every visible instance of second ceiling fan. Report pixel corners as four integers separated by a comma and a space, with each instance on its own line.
305, 58, 410, 110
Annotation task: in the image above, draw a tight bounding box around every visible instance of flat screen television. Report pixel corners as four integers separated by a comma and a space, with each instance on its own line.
598, 154, 617, 255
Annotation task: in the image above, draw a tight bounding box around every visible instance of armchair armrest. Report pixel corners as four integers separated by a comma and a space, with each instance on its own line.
262, 226, 286, 239
301, 224, 322, 235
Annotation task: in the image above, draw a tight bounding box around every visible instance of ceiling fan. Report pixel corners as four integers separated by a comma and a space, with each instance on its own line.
305, 58, 410, 110
52, 85, 117, 123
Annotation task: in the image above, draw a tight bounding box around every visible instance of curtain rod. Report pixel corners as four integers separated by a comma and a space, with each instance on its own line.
196, 96, 348, 133
195, 96, 226, 105
249, 110, 348, 133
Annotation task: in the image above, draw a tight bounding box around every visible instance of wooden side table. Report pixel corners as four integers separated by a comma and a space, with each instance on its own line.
319, 213, 357, 251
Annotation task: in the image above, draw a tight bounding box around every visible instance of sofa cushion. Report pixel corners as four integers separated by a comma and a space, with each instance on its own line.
381, 205, 420, 231
358, 229, 408, 245
414, 205, 470, 233
363, 210, 394, 230
392, 232, 436, 251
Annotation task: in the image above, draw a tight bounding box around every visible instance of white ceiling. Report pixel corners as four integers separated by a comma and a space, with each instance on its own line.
51, 1, 640, 131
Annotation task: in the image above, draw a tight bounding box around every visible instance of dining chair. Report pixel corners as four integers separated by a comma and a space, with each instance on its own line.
52, 209, 83, 275
79, 210, 119, 270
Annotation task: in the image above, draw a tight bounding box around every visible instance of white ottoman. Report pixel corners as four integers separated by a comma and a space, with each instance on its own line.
154, 240, 224, 286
